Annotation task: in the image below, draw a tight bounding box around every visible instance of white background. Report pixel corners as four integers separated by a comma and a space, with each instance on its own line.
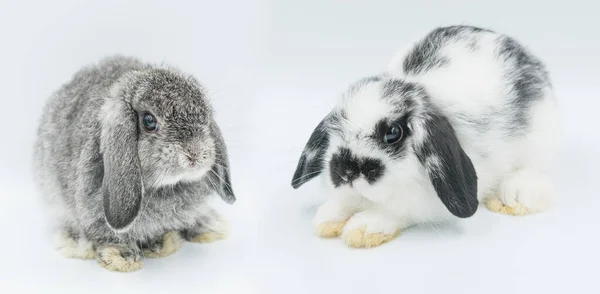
1, 0, 599, 293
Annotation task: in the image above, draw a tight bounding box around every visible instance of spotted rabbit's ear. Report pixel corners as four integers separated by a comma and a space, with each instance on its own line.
291, 116, 333, 189
412, 104, 478, 218
100, 98, 143, 232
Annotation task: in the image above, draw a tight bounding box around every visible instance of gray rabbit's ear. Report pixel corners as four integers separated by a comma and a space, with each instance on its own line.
291, 116, 332, 189
207, 123, 235, 204
413, 107, 479, 218
100, 98, 143, 231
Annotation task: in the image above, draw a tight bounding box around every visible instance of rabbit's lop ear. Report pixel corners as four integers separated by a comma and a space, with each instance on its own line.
414, 107, 478, 218
100, 98, 143, 231
208, 124, 236, 204
291, 117, 331, 189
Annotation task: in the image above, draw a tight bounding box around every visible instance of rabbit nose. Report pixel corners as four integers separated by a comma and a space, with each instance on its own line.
329, 148, 361, 187
184, 151, 200, 165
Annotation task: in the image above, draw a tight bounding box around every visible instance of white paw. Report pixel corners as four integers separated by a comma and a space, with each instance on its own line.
312, 200, 357, 238
53, 230, 95, 259
491, 170, 554, 215
341, 209, 402, 248
142, 231, 184, 258
189, 219, 230, 243
97, 246, 143, 272
315, 221, 348, 238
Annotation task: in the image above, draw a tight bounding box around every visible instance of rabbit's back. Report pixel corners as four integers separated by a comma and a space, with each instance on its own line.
390, 26, 553, 133
389, 26, 558, 199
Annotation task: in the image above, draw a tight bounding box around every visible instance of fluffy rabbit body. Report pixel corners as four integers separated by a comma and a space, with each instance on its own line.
34, 56, 235, 271
292, 26, 559, 248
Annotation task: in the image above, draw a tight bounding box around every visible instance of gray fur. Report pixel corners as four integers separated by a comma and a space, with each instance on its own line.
34, 55, 234, 253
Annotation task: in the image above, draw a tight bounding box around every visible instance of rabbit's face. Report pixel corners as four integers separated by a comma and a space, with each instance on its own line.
324, 78, 421, 203
130, 70, 217, 188
99, 65, 235, 231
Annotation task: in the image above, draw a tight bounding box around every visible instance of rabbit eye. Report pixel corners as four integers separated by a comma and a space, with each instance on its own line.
142, 113, 158, 132
383, 124, 403, 144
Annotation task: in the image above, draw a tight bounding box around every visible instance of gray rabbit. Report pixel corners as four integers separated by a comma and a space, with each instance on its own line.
33, 56, 235, 272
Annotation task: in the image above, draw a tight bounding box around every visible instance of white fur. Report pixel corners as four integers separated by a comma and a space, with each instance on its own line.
312, 183, 366, 226
312, 29, 559, 238
158, 166, 212, 187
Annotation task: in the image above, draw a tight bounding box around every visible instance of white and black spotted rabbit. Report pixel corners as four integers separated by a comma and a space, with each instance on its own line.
34, 56, 235, 271
292, 26, 560, 248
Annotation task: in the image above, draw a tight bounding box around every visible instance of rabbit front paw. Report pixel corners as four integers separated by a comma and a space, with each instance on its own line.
142, 231, 184, 258
312, 199, 357, 238
487, 170, 554, 216
182, 217, 230, 244
97, 245, 143, 272
53, 230, 95, 259
315, 221, 348, 238
341, 209, 402, 248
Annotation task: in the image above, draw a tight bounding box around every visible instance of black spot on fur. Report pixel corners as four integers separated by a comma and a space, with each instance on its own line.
329, 148, 385, 187
362, 158, 385, 184
496, 36, 550, 131
382, 79, 416, 99
403, 25, 492, 75
329, 148, 360, 187
381, 79, 427, 115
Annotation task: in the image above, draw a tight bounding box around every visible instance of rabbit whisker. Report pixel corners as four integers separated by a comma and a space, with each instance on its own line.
209, 169, 234, 192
